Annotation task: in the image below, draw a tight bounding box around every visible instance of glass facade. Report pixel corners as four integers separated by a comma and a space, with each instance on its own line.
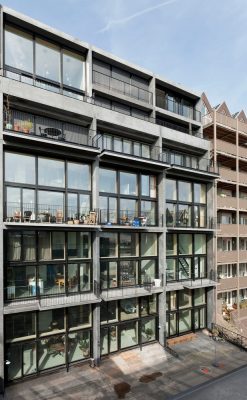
5, 231, 91, 300
166, 179, 207, 228
5, 305, 92, 380
166, 233, 207, 281
4, 25, 85, 92
99, 232, 158, 289
99, 168, 157, 226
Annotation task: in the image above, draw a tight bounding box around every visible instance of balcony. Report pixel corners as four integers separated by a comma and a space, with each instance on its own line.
161, 151, 216, 173
3, 108, 97, 150
101, 279, 163, 301
239, 171, 247, 185
166, 272, 217, 289
216, 139, 236, 156
99, 209, 157, 227
217, 195, 237, 209
93, 134, 163, 166
166, 211, 215, 229
5, 202, 98, 226
217, 277, 238, 292
92, 70, 153, 105
217, 223, 238, 236
219, 167, 237, 182
239, 198, 247, 210
155, 93, 201, 122
217, 249, 247, 263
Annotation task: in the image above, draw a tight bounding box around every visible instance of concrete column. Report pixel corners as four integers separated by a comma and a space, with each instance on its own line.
92, 151, 101, 365
207, 287, 215, 329
85, 46, 93, 98
158, 170, 166, 346
92, 232, 101, 366
149, 74, 156, 119
0, 91, 4, 392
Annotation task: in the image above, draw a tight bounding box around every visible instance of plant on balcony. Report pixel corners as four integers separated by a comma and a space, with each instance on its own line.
79, 339, 90, 357
4, 96, 12, 130
23, 120, 33, 134
145, 328, 154, 340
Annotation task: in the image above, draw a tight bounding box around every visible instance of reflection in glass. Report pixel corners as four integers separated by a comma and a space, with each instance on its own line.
120, 321, 138, 349
120, 172, 137, 195
68, 331, 90, 362
179, 310, 191, 333
141, 233, 157, 256
120, 298, 138, 320
5, 26, 33, 73
68, 305, 91, 330
120, 261, 138, 286
38, 158, 65, 187
141, 260, 156, 284
67, 162, 90, 190
141, 318, 156, 343
38, 264, 65, 295
178, 181, 192, 202
5, 152, 35, 184
38, 335, 65, 370
120, 233, 138, 257
99, 169, 116, 193
36, 38, 60, 82
100, 233, 118, 257
63, 49, 84, 90
141, 200, 156, 225
166, 179, 176, 200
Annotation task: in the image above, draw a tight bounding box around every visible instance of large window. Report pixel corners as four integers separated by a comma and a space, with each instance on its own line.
5, 26, 33, 73
5, 152, 35, 184
63, 49, 84, 90
99, 168, 157, 226
166, 179, 207, 228
5, 230, 92, 300
166, 233, 207, 281
4, 152, 92, 223
100, 233, 158, 289
36, 38, 61, 82
4, 25, 85, 92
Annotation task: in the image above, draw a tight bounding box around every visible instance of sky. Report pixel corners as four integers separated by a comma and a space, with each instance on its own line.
2, 0, 247, 113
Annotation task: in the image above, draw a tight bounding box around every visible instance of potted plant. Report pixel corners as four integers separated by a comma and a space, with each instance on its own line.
4, 96, 13, 130
145, 328, 154, 340
79, 339, 90, 357
23, 120, 33, 134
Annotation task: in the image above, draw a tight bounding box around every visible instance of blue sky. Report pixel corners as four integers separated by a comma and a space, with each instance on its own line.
2, 0, 247, 113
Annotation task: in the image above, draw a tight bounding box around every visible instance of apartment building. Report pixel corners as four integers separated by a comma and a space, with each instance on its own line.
0, 6, 218, 390
202, 93, 247, 323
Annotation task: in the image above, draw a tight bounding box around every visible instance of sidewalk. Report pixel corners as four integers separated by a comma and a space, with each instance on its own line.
4, 331, 247, 400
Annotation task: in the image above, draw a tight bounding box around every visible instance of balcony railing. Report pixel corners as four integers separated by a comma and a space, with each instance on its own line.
92, 70, 153, 104
99, 209, 157, 227
100, 276, 163, 299
3, 108, 96, 149
156, 93, 201, 122
4, 68, 205, 139
5, 202, 98, 225
166, 271, 216, 284
5, 280, 100, 303
161, 150, 216, 173
92, 133, 161, 162
166, 211, 215, 229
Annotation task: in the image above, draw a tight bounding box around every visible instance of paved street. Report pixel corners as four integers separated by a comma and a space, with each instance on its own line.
3, 331, 247, 400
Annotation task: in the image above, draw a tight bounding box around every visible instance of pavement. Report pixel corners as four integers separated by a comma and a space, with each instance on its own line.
3, 331, 247, 400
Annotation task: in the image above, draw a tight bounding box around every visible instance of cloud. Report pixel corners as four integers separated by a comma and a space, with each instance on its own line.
97, 0, 180, 33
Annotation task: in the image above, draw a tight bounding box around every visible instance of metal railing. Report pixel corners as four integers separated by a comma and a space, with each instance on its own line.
4, 280, 98, 302
156, 93, 201, 122
92, 70, 153, 104
100, 276, 163, 299
212, 323, 247, 350
3, 108, 97, 148
99, 208, 157, 226
166, 270, 217, 284
5, 203, 98, 225
161, 150, 217, 173
4, 68, 205, 139
92, 133, 161, 162
166, 211, 216, 229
